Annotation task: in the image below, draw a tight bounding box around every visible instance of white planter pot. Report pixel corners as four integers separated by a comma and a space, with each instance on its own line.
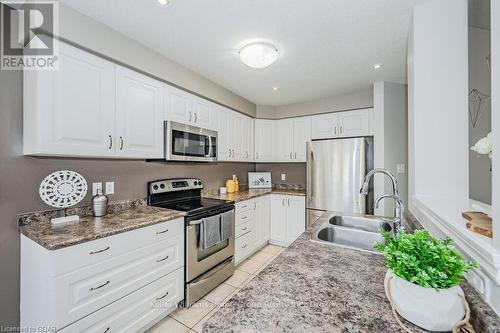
384, 270, 465, 331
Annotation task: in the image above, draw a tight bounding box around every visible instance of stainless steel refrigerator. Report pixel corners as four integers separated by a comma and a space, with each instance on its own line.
306, 137, 374, 227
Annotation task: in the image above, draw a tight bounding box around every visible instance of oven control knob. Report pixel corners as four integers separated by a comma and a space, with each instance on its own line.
198, 181, 202, 186
160, 184, 165, 189
153, 185, 159, 191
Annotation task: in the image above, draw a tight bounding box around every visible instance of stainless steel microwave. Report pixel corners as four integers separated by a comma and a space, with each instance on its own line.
165, 121, 217, 162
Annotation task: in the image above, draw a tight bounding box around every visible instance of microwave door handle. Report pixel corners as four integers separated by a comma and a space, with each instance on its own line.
208, 136, 213, 157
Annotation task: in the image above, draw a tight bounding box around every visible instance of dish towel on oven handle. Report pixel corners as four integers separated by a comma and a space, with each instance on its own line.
220, 210, 234, 241
199, 215, 222, 250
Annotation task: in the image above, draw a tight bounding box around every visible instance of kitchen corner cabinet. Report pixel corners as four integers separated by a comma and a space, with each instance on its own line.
270, 195, 305, 247
217, 107, 254, 162
23, 41, 164, 159
254, 119, 274, 162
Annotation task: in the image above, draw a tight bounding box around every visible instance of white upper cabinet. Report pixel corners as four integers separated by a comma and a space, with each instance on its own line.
164, 85, 215, 130
292, 117, 312, 162
273, 119, 294, 162
23, 42, 116, 157
116, 67, 164, 158
338, 108, 373, 137
311, 113, 339, 140
216, 106, 247, 161
217, 107, 231, 161
241, 115, 255, 161
254, 120, 274, 162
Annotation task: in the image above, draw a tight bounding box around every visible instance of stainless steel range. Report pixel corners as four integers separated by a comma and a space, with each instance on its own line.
147, 178, 235, 307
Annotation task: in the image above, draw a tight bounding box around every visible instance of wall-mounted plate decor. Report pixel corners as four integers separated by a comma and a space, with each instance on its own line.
39, 170, 88, 225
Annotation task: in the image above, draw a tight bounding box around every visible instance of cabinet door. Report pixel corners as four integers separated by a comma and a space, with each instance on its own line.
254, 120, 274, 161
292, 117, 312, 162
217, 107, 231, 161
273, 119, 294, 162
241, 116, 254, 161
23, 42, 116, 157
338, 109, 371, 137
270, 195, 287, 246
116, 66, 164, 158
231, 113, 244, 161
311, 113, 339, 140
192, 97, 213, 129
286, 196, 306, 245
164, 85, 191, 124
257, 196, 271, 246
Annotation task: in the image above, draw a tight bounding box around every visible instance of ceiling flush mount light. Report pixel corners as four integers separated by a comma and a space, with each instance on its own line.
239, 42, 279, 69
373, 63, 383, 70
273, 87, 278, 91
157, 0, 170, 7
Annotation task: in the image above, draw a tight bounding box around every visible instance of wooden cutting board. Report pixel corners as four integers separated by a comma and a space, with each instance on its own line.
462, 212, 493, 238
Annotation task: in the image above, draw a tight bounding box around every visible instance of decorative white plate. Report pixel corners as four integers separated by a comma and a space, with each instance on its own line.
39, 170, 88, 208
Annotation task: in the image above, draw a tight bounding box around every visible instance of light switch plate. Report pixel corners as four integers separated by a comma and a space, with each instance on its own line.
92, 182, 102, 196
105, 181, 115, 195
281, 173, 286, 181
397, 164, 405, 174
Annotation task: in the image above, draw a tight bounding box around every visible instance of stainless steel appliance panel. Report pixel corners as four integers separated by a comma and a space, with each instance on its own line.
306, 138, 370, 214
165, 121, 217, 162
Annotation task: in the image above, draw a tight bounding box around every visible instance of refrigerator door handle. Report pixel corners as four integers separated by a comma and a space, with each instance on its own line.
307, 143, 314, 201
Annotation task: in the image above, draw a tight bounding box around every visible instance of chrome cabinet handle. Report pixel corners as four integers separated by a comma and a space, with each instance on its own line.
103, 327, 110, 333
254, 202, 257, 210
108, 135, 112, 149
241, 215, 248, 220
241, 204, 248, 208
334, 126, 337, 135
119, 136, 124, 150
288, 198, 290, 206
289, 152, 292, 160
156, 291, 169, 300
294, 152, 297, 159
241, 227, 248, 231
194, 113, 198, 123
156, 255, 170, 262
89, 246, 110, 255
241, 244, 248, 248
189, 111, 192, 122
282, 198, 285, 206
90, 280, 110, 291
340, 126, 343, 135
156, 229, 169, 235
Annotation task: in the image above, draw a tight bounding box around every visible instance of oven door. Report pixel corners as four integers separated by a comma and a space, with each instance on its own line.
185, 209, 235, 283
165, 121, 217, 162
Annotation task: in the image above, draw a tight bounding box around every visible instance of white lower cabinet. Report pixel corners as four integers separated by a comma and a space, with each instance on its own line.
21, 218, 185, 332
270, 195, 305, 247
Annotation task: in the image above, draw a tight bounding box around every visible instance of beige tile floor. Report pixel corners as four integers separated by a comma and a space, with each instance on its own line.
147, 244, 285, 333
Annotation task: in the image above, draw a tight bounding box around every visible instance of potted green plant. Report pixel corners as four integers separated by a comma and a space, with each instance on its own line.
375, 229, 478, 331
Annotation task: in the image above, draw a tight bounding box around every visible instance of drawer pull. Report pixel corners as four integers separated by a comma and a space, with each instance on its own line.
89, 246, 110, 255
156, 255, 170, 262
103, 327, 110, 333
241, 227, 248, 231
241, 244, 248, 249
90, 280, 110, 291
241, 216, 248, 220
241, 204, 248, 208
156, 291, 169, 300
156, 229, 169, 235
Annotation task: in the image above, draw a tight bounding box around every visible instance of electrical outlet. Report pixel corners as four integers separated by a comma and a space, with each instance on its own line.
92, 182, 102, 196
105, 181, 115, 195
281, 173, 286, 181
397, 164, 405, 174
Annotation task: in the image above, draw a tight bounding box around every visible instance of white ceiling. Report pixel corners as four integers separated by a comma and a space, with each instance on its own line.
60, 0, 428, 106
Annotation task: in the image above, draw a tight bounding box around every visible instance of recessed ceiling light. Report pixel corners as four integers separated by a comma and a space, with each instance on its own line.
239, 42, 279, 69
157, 0, 170, 7
273, 87, 278, 91
373, 63, 383, 70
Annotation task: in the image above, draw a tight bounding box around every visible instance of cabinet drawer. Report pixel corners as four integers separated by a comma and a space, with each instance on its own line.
59, 268, 184, 333
236, 209, 255, 226
235, 200, 255, 214
235, 220, 253, 238
54, 236, 183, 329
235, 231, 255, 264
52, 218, 184, 276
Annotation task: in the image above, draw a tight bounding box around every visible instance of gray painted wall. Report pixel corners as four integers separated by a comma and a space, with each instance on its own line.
57, 4, 256, 117
256, 89, 373, 119
255, 163, 307, 186
469, 26, 491, 204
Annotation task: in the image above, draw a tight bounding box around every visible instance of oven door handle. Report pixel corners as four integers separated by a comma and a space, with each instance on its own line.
189, 219, 203, 226
189, 257, 234, 288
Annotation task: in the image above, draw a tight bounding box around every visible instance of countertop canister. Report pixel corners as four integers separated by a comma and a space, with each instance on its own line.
92, 189, 108, 217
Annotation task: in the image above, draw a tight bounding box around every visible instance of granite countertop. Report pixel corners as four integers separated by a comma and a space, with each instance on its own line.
204, 217, 500, 332
19, 201, 186, 250
203, 187, 306, 203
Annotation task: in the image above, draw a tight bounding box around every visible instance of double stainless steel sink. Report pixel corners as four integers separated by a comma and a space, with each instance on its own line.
311, 213, 393, 253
